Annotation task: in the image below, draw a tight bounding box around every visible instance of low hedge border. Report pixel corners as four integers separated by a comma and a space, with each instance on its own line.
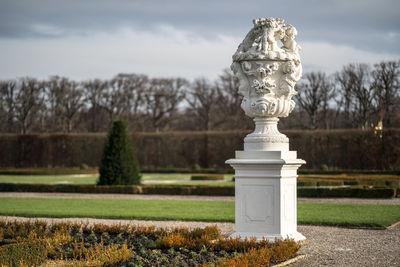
297, 179, 400, 188
298, 187, 397, 198
191, 174, 225, 181
1, 167, 399, 176
142, 168, 400, 175
0, 183, 397, 198
298, 169, 400, 175
0, 183, 235, 196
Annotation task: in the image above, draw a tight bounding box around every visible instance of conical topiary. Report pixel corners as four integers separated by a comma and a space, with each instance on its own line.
98, 120, 141, 185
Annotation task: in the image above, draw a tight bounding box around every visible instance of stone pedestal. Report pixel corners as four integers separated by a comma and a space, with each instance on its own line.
226, 149, 305, 241
226, 17, 306, 241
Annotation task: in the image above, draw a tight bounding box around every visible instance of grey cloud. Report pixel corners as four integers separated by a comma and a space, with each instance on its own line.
0, 0, 399, 54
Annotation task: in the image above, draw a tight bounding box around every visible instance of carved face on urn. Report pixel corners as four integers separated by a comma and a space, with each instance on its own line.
232, 17, 302, 119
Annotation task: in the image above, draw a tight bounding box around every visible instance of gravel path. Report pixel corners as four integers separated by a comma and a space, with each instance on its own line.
1, 192, 400, 205
1, 216, 399, 267
292, 224, 400, 267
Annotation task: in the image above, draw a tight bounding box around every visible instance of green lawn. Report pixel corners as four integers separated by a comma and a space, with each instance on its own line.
0, 197, 233, 222
0, 197, 399, 228
297, 203, 400, 227
0, 175, 98, 184
0, 173, 234, 186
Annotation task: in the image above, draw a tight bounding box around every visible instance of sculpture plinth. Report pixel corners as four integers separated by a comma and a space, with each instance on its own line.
226, 17, 305, 241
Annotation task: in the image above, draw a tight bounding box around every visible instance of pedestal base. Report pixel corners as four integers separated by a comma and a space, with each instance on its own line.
226, 150, 305, 242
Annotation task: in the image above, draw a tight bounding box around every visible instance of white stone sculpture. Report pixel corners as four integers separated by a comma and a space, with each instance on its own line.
226, 17, 306, 242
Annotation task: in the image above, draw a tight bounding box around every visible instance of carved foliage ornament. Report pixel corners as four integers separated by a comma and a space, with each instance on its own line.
232, 18, 302, 118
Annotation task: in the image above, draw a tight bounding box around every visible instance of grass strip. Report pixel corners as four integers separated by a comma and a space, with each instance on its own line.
0, 197, 234, 222
0, 175, 98, 184
298, 203, 400, 228
0, 198, 399, 227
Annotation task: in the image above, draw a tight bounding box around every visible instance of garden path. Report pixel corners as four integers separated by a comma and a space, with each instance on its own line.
1, 192, 400, 205
0, 215, 399, 267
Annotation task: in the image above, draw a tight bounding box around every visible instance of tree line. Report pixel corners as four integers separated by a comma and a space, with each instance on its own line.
0, 60, 399, 134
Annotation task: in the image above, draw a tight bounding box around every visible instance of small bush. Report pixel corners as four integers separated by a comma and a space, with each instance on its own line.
205, 239, 300, 267
319, 164, 329, 171
191, 174, 224, 181
98, 120, 141, 185
80, 163, 89, 170
215, 247, 272, 267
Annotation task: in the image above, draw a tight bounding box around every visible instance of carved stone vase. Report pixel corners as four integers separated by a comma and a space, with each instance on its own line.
226, 17, 306, 241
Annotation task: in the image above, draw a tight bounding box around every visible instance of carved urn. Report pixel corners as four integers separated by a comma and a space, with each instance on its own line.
231, 17, 302, 151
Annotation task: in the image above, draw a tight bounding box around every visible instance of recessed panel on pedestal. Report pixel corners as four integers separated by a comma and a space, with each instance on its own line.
283, 183, 296, 225
242, 185, 273, 224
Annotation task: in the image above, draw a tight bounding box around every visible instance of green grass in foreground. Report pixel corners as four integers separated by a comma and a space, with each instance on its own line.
0, 198, 233, 222
297, 203, 400, 227
0, 198, 399, 227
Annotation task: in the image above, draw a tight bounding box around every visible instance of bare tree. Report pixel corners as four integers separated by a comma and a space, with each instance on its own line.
347, 64, 374, 129
320, 78, 336, 129
46, 76, 69, 132
14, 78, 45, 134
371, 60, 400, 127
100, 78, 128, 124
82, 79, 107, 132
216, 69, 241, 114
215, 69, 250, 130
0, 80, 17, 132
295, 72, 331, 130
143, 78, 186, 131
1, 59, 398, 133
114, 73, 148, 130
62, 81, 84, 132
186, 78, 217, 131
46, 76, 84, 132
335, 67, 355, 128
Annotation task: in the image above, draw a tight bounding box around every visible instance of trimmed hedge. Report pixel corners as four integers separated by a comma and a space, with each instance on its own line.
298, 187, 397, 198
191, 174, 225, 180
0, 167, 399, 176
298, 176, 400, 189
0, 129, 399, 170
0, 239, 47, 266
297, 180, 344, 187
0, 183, 396, 198
298, 169, 400, 175
0, 183, 235, 196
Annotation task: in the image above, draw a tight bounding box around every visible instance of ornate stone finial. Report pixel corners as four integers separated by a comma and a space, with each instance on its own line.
231, 17, 302, 151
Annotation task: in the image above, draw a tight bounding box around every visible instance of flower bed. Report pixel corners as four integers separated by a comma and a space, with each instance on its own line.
0, 220, 300, 266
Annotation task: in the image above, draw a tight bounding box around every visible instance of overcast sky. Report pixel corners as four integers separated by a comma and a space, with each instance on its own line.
0, 0, 399, 81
